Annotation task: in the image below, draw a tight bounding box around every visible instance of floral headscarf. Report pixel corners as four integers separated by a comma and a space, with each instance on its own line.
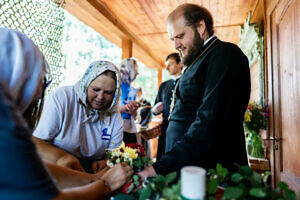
0, 28, 46, 113
74, 61, 121, 122
119, 58, 138, 85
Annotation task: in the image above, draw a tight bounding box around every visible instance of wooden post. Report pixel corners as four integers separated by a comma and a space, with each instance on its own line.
122, 38, 132, 59
157, 67, 162, 88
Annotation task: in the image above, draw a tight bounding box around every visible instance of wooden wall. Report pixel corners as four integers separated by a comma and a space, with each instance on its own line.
249, 61, 260, 102
263, 0, 300, 191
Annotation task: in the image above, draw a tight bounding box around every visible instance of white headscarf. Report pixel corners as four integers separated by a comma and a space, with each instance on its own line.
74, 60, 121, 123
119, 58, 138, 85
0, 28, 45, 113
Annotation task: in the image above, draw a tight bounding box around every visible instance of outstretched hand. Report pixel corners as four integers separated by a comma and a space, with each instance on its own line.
137, 165, 157, 180
101, 163, 134, 192
92, 160, 107, 173
125, 101, 139, 115
56, 154, 85, 172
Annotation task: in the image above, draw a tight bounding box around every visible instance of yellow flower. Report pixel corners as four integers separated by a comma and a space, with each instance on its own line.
244, 112, 251, 122
124, 146, 138, 159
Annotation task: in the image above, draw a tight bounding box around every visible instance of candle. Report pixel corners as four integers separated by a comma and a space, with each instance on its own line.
181, 166, 206, 200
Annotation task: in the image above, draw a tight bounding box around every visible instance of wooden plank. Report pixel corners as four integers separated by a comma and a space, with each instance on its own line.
157, 68, 162, 88
64, 0, 162, 68
121, 38, 132, 59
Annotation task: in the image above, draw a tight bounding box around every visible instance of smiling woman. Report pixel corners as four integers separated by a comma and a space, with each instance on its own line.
33, 61, 123, 173
87, 71, 116, 110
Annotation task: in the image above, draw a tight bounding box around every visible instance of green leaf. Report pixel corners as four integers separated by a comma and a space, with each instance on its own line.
141, 156, 150, 163
207, 179, 218, 194
216, 163, 228, 181
239, 165, 253, 176
224, 187, 244, 199
155, 175, 166, 184
165, 172, 177, 183
249, 188, 267, 197
277, 181, 288, 190
139, 186, 152, 200
208, 169, 216, 175
231, 173, 243, 183
113, 193, 136, 200
133, 174, 139, 181
284, 189, 296, 200
162, 188, 173, 198
251, 172, 262, 186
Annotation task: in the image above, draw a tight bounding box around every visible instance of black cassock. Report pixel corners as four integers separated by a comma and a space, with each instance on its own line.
153, 37, 251, 174
154, 78, 177, 161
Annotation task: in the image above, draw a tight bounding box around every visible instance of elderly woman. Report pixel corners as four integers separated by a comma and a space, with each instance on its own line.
0, 28, 132, 200
33, 60, 123, 172
118, 58, 140, 144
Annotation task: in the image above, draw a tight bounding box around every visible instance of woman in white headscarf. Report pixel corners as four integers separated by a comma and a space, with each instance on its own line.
118, 58, 140, 144
0, 28, 133, 200
33, 60, 123, 173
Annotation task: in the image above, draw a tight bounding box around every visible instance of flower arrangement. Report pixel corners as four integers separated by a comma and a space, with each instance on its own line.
106, 142, 152, 195
244, 101, 269, 158
106, 142, 151, 170
244, 101, 269, 134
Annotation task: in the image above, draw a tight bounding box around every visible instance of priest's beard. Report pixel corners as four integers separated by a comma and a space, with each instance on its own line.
180, 30, 204, 67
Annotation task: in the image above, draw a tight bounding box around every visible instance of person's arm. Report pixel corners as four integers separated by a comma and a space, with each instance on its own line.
34, 137, 84, 171
53, 163, 134, 200
152, 85, 164, 115
45, 160, 108, 189
33, 89, 84, 171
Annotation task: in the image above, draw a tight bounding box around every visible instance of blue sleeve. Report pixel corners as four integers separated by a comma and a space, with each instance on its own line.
0, 92, 59, 200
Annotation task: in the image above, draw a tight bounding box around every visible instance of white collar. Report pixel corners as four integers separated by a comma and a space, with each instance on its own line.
203, 35, 216, 46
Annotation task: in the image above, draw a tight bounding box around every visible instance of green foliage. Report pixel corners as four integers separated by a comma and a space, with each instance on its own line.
133, 156, 152, 170
114, 171, 180, 200
114, 164, 298, 200
206, 164, 298, 200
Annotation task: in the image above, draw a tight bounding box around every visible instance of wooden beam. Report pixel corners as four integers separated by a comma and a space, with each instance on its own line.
122, 38, 132, 59
157, 68, 162, 88
64, 0, 161, 69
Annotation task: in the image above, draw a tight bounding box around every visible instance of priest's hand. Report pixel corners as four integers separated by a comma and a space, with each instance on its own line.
138, 165, 157, 180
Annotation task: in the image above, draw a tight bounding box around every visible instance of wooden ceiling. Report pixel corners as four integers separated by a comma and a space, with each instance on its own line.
64, 0, 258, 69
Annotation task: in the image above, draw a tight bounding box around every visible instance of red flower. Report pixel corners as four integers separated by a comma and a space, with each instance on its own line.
125, 143, 146, 157
122, 181, 135, 194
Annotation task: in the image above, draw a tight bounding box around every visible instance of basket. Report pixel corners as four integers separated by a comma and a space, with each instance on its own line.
139, 123, 162, 140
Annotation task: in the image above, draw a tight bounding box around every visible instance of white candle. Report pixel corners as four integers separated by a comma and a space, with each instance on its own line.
181, 166, 206, 200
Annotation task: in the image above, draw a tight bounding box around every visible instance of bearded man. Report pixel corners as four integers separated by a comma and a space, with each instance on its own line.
139, 3, 250, 177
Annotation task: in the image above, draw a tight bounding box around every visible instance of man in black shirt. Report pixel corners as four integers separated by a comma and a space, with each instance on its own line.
139, 3, 250, 177
152, 53, 182, 161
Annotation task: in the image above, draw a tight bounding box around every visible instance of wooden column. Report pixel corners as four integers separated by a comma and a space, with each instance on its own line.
157, 67, 162, 88
122, 38, 132, 59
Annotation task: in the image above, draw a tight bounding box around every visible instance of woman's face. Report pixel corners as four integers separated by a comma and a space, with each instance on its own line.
87, 74, 116, 110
